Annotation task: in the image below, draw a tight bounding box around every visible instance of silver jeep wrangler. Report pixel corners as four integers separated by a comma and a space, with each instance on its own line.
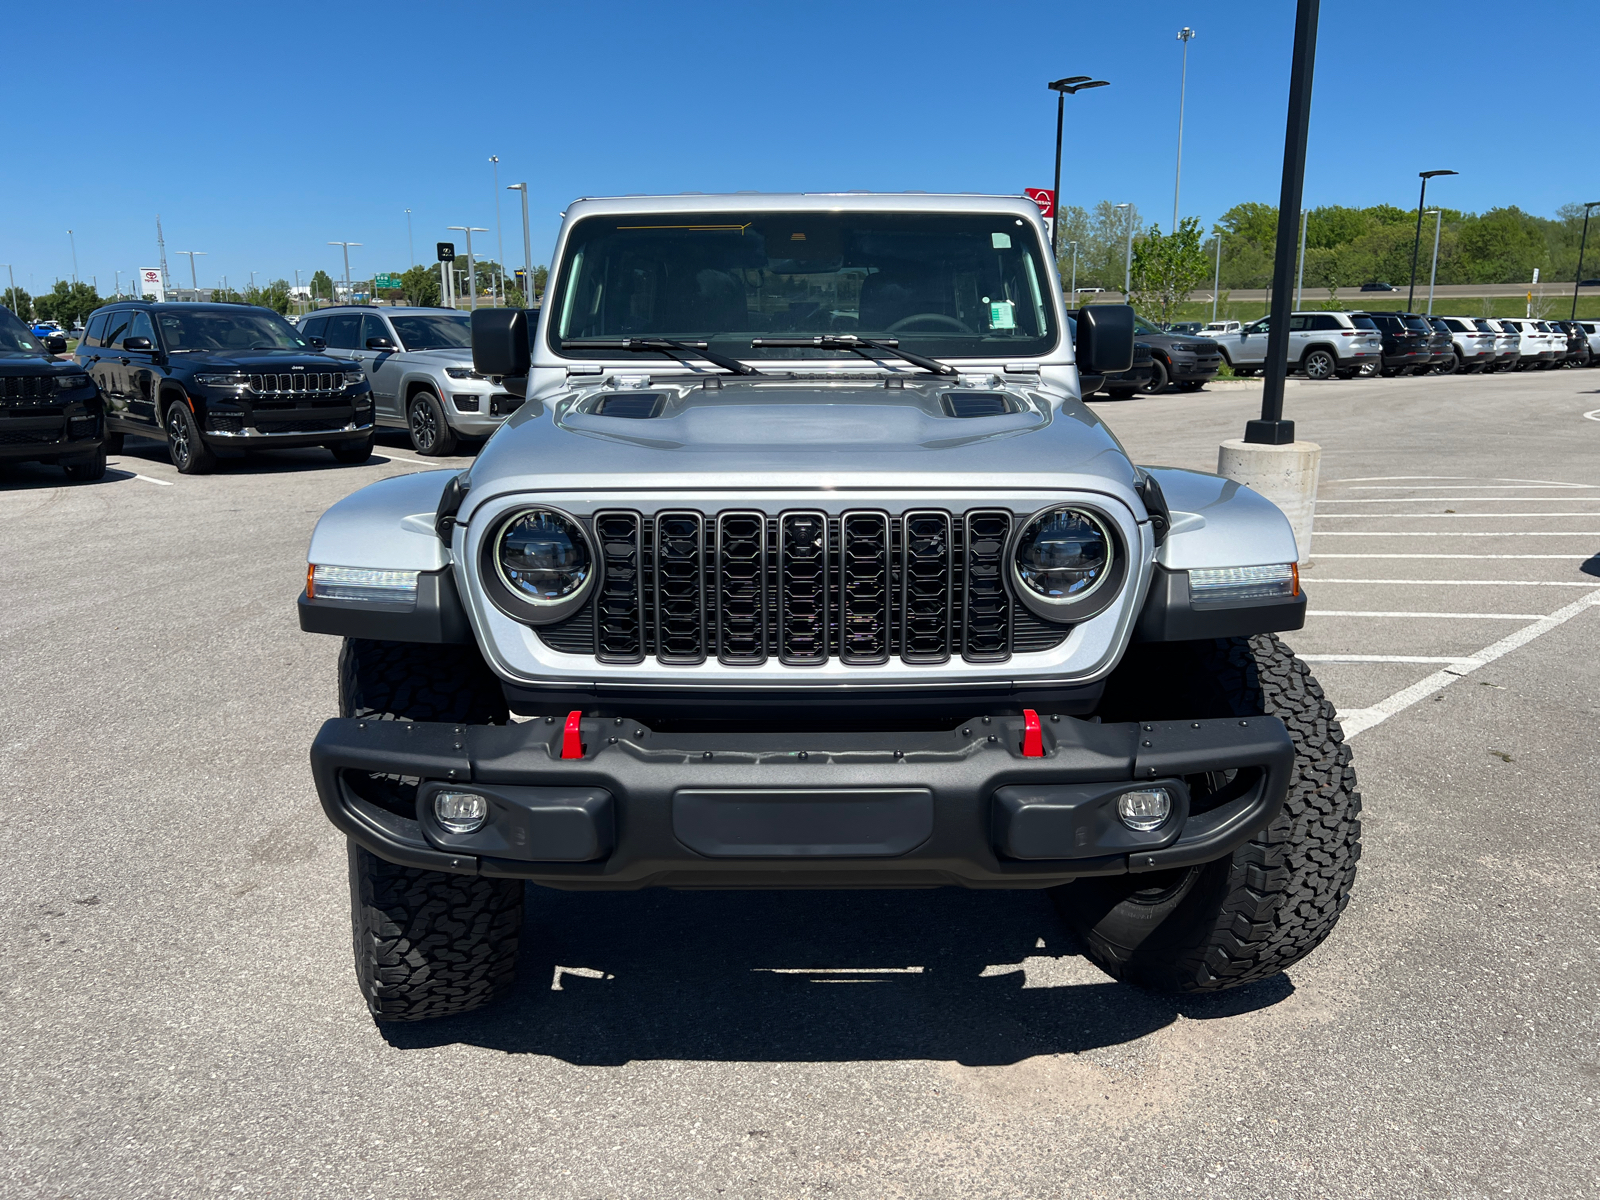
299, 194, 1360, 1022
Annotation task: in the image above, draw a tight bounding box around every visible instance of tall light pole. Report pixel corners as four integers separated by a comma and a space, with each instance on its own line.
490, 156, 505, 292
3, 264, 15, 315
447, 226, 489, 310
1173, 27, 1196, 234
508, 183, 534, 308
176, 250, 206, 302
1408, 169, 1456, 312
1568, 204, 1593, 321
1046, 76, 1109, 260
1294, 208, 1308, 310
1065, 240, 1079, 308
1211, 228, 1224, 323
405, 209, 414, 267
1115, 202, 1134, 298
328, 241, 362, 304
1424, 210, 1442, 315
68, 229, 78, 285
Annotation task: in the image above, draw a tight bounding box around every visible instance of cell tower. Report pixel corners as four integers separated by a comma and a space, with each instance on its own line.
156, 215, 170, 290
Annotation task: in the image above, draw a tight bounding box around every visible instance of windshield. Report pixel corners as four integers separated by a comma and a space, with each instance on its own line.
0, 309, 44, 355
1132, 317, 1164, 335
155, 308, 307, 352
1350, 316, 1377, 330
1402, 317, 1431, 333
391, 313, 471, 351
550, 211, 1059, 362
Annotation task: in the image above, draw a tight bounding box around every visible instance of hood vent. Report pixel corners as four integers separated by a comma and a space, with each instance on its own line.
595, 393, 666, 419
941, 392, 1014, 419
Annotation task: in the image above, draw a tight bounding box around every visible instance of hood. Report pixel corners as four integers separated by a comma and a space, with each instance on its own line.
174, 350, 358, 370
0, 355, 84, 375
466, 373, 1138, 497
398, 346, 473, 364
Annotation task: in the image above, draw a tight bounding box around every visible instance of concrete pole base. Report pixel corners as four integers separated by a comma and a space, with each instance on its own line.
1217, 439, 1322, 564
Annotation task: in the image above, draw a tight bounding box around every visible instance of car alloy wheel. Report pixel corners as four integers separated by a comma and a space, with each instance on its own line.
166, 405, 191, 469
1302, 349, 1336, 380
409, 396, 440, 453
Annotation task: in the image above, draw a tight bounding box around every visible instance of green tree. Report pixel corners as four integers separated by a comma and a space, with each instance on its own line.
399, 264, 443, 307
34, 280, 102, 328
243, 279, 293, 315
310, 269, 335, 302
2, 287, 30, 320
1129, 218, 1210, 326
212, 286, 244, 304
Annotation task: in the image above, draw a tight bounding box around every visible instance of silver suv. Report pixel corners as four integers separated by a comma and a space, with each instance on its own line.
1210, 311, 1382, 380
299, 306, 525, 455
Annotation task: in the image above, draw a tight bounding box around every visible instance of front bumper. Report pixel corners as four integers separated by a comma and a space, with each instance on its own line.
1168, 352, 1223, 382
310, 712, 1294, 889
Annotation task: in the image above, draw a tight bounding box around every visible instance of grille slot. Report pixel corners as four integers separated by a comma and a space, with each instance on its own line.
249, 372, 338, 394
962, 510, 1012, 661
0, 376, 51, 400
779, 511, 829, 664
594, 511, 644, 663
901, 510, 953, 663
716, 511, 768, 664
654, 511, 706, 664
840, 511, 891, 665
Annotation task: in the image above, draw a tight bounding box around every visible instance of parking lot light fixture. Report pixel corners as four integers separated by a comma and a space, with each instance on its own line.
1046, 76, 1109, 260
1425, 210, 1442, 315
1173, 28, 1196, 235
175, 250, 206, 302
490, 157, 505, 305
1408, 170, 1456, 312
508, 184, 533, 309
406, 209, 414, 268
447, 227, 489, 311
1065, 240, 1079, 308
1114, 203, 1133, 298
328, 242, 362, 305
1572, 202, 1600, 319
1211, 228, 1224, 323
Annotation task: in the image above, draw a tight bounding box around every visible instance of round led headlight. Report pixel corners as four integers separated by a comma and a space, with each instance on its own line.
1015, 508, 1112, 600
495, 509, 592, 605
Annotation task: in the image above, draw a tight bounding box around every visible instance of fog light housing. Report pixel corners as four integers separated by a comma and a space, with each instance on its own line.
433, 791, 489, 834
1117, 788, 1172, 832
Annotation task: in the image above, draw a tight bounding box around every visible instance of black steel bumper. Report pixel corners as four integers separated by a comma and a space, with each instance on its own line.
1168, 354, 1223, 382
310, 712, 1295, 890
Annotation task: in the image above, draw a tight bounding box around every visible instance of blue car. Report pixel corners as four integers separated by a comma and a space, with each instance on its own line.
31, 320, 65, 340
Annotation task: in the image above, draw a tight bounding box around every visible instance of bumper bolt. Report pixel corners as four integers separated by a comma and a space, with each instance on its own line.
962, 728, 971, 736
703, 751, 713, 760
1142, 740, 1151, 747
893, 750, 904, 759
987, 735, 996, 743
608, 737, 617, 745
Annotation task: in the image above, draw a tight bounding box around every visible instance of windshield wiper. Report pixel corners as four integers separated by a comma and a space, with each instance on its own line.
750, 335, 956, 377
561, 337, 759, 376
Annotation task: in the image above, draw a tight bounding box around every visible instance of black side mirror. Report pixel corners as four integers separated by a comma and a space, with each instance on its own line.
45, 335, 67, 353
124, 336, 153, 352
472, 307, 530, 378
365, 336, 395, 351
1074, 304, 1134, 376
306, 336, 326, 349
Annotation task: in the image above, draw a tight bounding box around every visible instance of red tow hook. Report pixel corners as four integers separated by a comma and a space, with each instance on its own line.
561, 710, 585, 759
1021, 708, 1044, 758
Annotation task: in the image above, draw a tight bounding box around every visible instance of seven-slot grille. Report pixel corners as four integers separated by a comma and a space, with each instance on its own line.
539, 508, 1072, 666
247, 372, 341, 394
0, 376, 52, 401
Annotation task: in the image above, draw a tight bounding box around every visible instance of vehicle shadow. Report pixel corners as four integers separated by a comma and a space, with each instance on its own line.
110, 433, 473, 475
378, 888, 1294, 1066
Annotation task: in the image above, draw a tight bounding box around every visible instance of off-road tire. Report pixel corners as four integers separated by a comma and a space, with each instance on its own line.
164, 399, 216, 474
407, 389, 458, 457
1054, 634, 1362, 993
329, 433, 374, 464
339, 638, 519, 1020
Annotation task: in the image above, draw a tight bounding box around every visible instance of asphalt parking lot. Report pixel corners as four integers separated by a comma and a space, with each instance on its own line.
3, 372, 1598, 1200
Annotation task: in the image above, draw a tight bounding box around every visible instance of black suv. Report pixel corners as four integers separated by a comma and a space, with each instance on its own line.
74, 302, 374, 474
1128, 315, 1222, 393
1354, 311, 1430, 376
0, 306, 106, 480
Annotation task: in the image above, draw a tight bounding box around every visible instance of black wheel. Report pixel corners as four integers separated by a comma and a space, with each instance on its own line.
329, 434, 374, 464
407, 390, 458, 456
1140, 359, 1170, 395
339, 638, 518, 1021
62, 446, 107, 482
164, 400, 216, 474
1438, 352, 1460, 375
1053, 634, 1362, 993
104, 430, 124, 454
1300, 348, 1337, 381
1356, 360, 1380, 378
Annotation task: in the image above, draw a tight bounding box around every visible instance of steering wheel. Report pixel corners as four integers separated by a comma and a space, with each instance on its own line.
886, 312, 974, 334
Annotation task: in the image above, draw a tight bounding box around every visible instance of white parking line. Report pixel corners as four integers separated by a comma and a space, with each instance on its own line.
1311, 579, 1599, 587
1308, 610, 1546, 620
1338, 587, 1600, 738
1315, 532, 1600, 537
131, 473, 173, 486
1316, 553, 1593, 559
1335, 477, 1596, 487
1301, 654, 1474, 665
1318, 513, 1600, 518
1317, 497, 1600, 503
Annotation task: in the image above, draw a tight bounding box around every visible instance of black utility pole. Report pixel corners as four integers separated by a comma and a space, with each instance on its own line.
1572, 201, 1600, 319
1247, 0, 1319, 446
1047, 76, 1109, 261
1407, 169, 1456, 312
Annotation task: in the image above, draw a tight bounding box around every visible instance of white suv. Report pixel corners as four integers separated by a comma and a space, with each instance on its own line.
1496, 318, 1560, 370
1435, 317, 1499, 373
1209, 311, 1383, 380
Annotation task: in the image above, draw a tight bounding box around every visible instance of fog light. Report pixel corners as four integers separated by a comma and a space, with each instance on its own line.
433, 791, 489, 834
1117, 788, 1172, 832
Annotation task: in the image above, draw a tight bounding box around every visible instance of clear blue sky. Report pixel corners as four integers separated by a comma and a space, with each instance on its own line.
5, 0, 1593, 296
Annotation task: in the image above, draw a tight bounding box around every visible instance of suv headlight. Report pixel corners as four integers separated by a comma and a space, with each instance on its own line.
52, 373, 93, 392
195, 373, 248, 388
342, 371, 365, 387
1011, 507, 1122, 623
445, 366, 485, 380
484, 508, 595, 623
